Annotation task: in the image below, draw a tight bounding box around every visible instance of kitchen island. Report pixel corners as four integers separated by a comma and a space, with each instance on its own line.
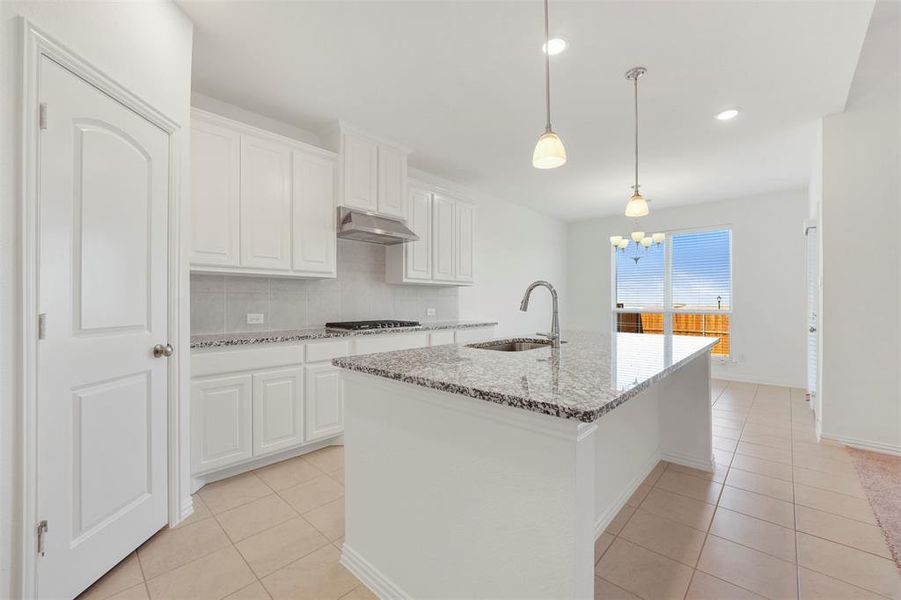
334, 331, 718, 599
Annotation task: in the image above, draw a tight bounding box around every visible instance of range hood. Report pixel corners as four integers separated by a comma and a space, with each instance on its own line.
336, 207, 419, 245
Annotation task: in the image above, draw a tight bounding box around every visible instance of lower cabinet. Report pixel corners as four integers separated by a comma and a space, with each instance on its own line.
304, 363, 344, 442
191, 374, 253, 474
252, 367, 304, 456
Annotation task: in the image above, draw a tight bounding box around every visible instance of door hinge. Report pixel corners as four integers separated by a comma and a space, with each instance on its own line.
38, 313, 46, 340
36, 520, 48, 556
39, 103, 48, 130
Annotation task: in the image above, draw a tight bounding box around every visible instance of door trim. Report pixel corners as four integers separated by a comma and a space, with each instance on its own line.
18, 19, 188, 598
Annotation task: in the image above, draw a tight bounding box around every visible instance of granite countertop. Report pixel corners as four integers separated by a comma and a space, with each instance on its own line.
333, 330, 718, 423
190, 320, 499, 349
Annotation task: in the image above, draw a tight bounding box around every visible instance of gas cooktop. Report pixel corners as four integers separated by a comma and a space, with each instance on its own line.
325, 320, 422, 331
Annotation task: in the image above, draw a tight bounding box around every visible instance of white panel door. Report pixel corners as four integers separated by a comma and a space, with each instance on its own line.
455, 201, 474, 283
36, 57, 169, 599
806, 226, 819, 410
432, 194, 457, 282
292, 151, 337, 276
341, 132, 378, 212
191, 374, 253, 473
240, 135, 292, 270
304, 363, 344, 442
377, 145, 407, 218
190, 118, 240, 266
252, 367, 304, 456
405, 187, 432, 281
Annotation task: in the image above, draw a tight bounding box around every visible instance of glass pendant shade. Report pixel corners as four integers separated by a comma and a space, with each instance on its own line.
609, 235, 623, 247
631, 231, 645, 242
532, 131, 567, 169
652, 232, 665, 244
641, 237, 652, 248
618, 239, 629, 250
624, 191, 649, 217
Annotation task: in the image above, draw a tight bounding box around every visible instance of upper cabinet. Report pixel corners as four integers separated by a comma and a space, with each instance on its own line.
328, 123, 409, 219
386, 181, 475, 286
190, 109, 337, 278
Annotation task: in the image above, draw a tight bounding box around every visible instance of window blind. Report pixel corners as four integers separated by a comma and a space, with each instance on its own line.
671, 230, 731, 310
615, 242, 664, 308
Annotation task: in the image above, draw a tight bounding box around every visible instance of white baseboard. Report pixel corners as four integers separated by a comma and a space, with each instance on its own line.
177, 496, 194, 524
661, 449, 715, 472
820, 433, 901, 457
593, 451, 661, 540
711, 372, 805, 389
341, 543, 411, 600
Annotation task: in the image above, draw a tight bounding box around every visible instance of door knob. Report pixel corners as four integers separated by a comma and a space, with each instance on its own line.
808, 326, 817, 333
153, 343, 174, 358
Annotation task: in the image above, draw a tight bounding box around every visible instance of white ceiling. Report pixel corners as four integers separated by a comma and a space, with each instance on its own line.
179, 1, 874, 221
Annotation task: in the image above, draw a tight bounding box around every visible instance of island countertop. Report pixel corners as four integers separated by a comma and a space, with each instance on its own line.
333, 330, 718, 423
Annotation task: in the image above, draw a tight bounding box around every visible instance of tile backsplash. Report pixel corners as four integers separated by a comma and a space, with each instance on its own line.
191, 239, 459, 334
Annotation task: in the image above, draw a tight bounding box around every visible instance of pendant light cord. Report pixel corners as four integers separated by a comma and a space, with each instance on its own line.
634, 74, 639, 191
544, 0, 551, 132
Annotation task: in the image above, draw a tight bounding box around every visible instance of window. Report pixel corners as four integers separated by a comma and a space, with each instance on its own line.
614, 228, 732, 356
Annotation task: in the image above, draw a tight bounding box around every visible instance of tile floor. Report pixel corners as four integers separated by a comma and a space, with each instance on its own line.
79, 382, 900, 600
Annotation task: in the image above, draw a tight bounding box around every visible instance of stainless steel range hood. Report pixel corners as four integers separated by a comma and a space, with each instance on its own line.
336, 207, 419, 245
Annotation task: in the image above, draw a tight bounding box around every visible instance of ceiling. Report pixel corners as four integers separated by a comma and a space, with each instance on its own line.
179, 1, 874, 221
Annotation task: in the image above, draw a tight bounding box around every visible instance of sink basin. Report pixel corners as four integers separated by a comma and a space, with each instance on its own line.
466, 339, 552, 352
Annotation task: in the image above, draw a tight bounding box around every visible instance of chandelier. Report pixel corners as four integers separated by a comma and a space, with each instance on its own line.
609, 231, 665, 263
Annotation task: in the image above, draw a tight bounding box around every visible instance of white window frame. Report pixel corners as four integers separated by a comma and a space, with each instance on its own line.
611, 225, 733, 356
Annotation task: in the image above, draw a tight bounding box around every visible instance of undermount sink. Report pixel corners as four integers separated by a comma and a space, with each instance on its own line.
466, 339, 553, 352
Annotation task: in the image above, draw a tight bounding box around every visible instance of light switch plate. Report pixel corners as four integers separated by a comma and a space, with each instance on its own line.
246, 313, 265, 325
426, 308, 436, 317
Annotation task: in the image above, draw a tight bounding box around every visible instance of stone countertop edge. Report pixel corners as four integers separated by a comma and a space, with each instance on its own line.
332, 337, 718, 423
190, 321, 499, 349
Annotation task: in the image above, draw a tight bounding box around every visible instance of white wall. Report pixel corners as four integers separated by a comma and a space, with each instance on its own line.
567, 190, 809, 387
0, 2, 193, 596
819, 3, 900, 453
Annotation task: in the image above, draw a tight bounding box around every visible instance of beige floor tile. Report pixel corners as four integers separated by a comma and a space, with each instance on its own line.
713, 416, 746, 431
302, 445, 344, 473
217, 494, 298, 542
713, 436, 738, 453
793, 466, 867, 499
742, 422, 792, 439
792, 428, 819, 444
137, 518, 232, 580
794, 484, 877, 525
261, 545, 359, 600
605, 503, 637, 535
255, 456, 324, 492
685, 571, 764, 600
619, 509, 707, 566
594, 577, 641, 599
78, 552, 144, 600
791, 451, 858, 476
340, 585, 379, 600
796, 532, 901, 598
710, 507, 796, 562
712, 425, 742, 441
146, 546, 255, 600
328, 468, 345, 486
595, 532, 615, 563
279, 475, 345, 514
654, 470, 723, 504
624, 482, 652, 508
595, 538, 694, 600
713, 449, 734, 467
639, 488, 715, 531
725, 468, 794, 502
173, 495, 212, 529
792, 441, 852, 463
105, 584, 149, 600
730, 454, 793, 482
795, 505, 891, 559
697, 535, 798, 599
236, 516, 330, 578
717, 485, 795, 529
798, 567, 885, 600
740, 431, 792, 450
303, 497, 345, 542
198, 472, 273, 514
735, 441, 793, 465
667, 462, 728, 484
642, 461, 668, 487
225, 581, 272, 600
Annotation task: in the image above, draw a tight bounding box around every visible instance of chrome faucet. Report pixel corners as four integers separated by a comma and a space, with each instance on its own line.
519, 280, 561, 349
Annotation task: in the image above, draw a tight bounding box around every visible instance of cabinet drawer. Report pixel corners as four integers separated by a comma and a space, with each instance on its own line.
305, 339, 350, 363
352, 332, 430, 355
429, 330, 455, 346
192, 345, 303, 377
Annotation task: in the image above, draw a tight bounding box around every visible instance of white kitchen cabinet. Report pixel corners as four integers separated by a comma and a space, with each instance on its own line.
252, 367, 304, 456
240, 135, 292, 270
377, 144, 407, 218
304, 363, 344, 443
454, 326, 497, 345
429, 330, 456, 346
386, 186, 432, 283
455, 201, 475, 283
341, 131, 379, 212
190, 119, 240, 267
292, 151, 337, 276
191, 374, 253, 474
432, 193, 457, 282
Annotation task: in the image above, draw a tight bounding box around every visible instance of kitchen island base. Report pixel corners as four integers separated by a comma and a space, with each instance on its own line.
339, 353, 712, 600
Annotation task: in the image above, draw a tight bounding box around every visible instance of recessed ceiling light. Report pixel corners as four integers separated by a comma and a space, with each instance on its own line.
542, 38, 567, 56
715, 108, 741, 121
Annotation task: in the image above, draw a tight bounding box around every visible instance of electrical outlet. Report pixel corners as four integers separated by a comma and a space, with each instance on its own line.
246, 313, 265, 325
426, 308, 436, 317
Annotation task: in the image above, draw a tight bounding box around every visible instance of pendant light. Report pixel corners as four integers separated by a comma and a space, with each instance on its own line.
624, 66, 649, 217
532, 0, 566, 169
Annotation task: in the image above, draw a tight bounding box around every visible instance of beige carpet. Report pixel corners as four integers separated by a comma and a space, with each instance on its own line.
849, 448, 901, 571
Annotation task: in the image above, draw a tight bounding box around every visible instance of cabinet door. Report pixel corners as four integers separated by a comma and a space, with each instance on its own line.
293, 151, 337, 276
405, 187, 432, 281
455, 201, 474, 283
191, 120, 240, 266
341, 132, 378, 212
252, 367, 304, 456
432, 194, 457, 282
304, 363, 344, 442
377, 145, 407, 218
191, 374, 252, 474
240, 135, 292, 270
